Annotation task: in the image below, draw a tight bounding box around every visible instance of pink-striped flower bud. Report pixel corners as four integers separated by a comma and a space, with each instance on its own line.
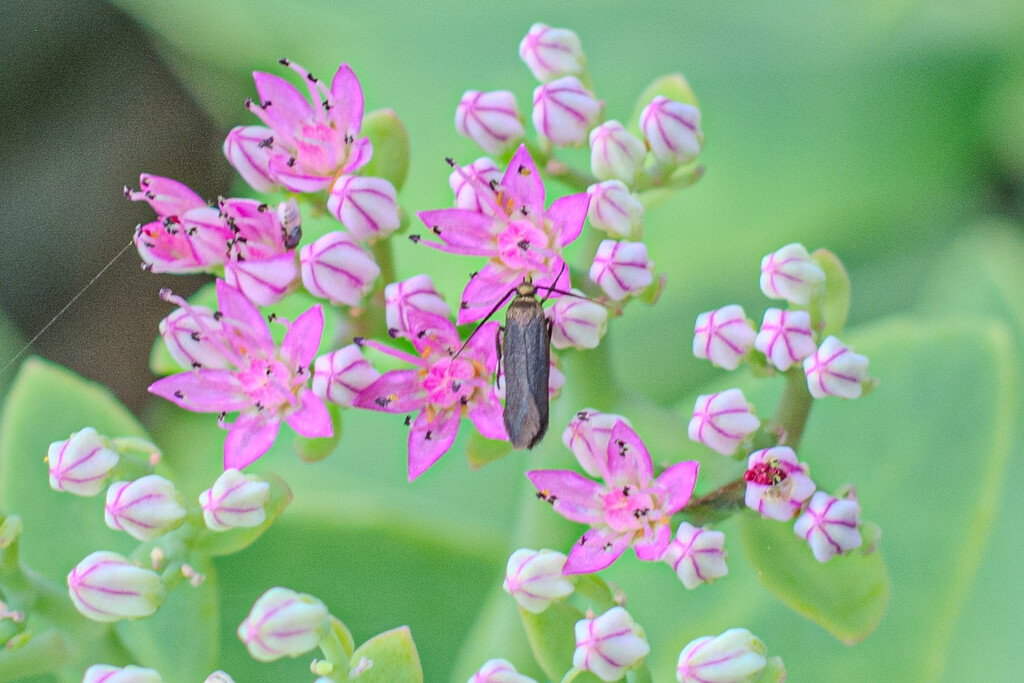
589, 239, 653, 300
204, 673, 235, 683
804, 336, 869, 399
456, 90, 526, 156
562, 409, 631, 477
68, 551, 166, 622
199, 468, 270, 532
794, 490, 862, 562
238, 587, 329, 662
104, 475, 186, 541
574, 607, 650, 682
223, 252, 299, 306
532, 77, 602, 147
313, 344, 381, 408
759, 243, 825, 305
385, 274, 451, 338
587, 180, 644, 239
300, 231, 380, 306
223, 126, 277, 193
639, 96, 703, 165
693, 305, 756, 371
83, 665, 163, 683
327, 175, 400, 242
449, 157, 503, 214
159, 306, 232, 371
663, 523, 728, 590
48, 428, 119, 497
548, 290, 608, 350
744, 447, 815, 521
755, 308, 816, 371
589, 121, 647, 184
469, 659, 538, 683
677, 628, 767, 683
503, 548, 575, 614
519, 23, 586, 83
688, 389, 760, 456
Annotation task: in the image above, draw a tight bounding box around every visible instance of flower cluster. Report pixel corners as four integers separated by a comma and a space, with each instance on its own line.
689, 242, 871, 561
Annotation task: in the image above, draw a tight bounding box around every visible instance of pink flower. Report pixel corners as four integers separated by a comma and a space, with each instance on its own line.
574, 607, 650, 682
417, 145, 589, 323
803, 335, 869, 399
312, 344, 380, 408
794, 490, 862, 562
754, 308, 816, 371
456, 90, 526, 155
149, 280, 332, 470
688, 389, 761, 456
352, 310, 505, 480
759, 242, 825, 305
589, 239, 653, 300
224, 60, 371, 193
587, 180, 644, 239
532, 76, 602, 147
639, 96, 703, 165
130, 178, 301, 304
548, 290, 608, 350
661, 522, 728, 589
589, 121, 647, 184
104, 475, 186, 541
384, 274, 451, 338
326, 175, 400, 242
519, 23, 586, 83
744, 447, 815, 521
561, 409, 631, 478
449, 157, 503, 214
528, 419, 699, 573
300, 231, 380, 306
692, 305, 756, 371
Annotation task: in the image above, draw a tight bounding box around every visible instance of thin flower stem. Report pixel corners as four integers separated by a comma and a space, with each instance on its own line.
318, 625, 351, 680
627, 663, 655, 683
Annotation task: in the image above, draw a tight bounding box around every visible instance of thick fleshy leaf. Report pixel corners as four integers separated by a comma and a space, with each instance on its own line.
347, 626, 423, 683
465, 429, 513, 469
811, 248, 851, 339
362, 108, 410, 191
519, 601, 585, 682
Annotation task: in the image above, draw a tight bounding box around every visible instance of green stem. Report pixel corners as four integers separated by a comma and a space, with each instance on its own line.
318, 624, 351, 680
354, 236, 398, 341
679, 479, 746, 527
522, 139, 597, 194
627, 663, 655, 683
773, 366, 814, 450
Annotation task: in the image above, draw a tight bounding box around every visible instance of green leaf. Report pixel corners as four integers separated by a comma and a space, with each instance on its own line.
466, 430, 513, 469
295, 405, 342, 463
362, 108, 411, 192
190, 474, 291, 557
737, 513, 890, 645
0, 359, 148, 576
519, 601, 584, 682
811, 248, 851, 339
116, 557, 219, 683
348, 626, 423, 683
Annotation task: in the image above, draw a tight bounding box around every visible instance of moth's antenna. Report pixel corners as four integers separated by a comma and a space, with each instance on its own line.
0, 239, 136, 377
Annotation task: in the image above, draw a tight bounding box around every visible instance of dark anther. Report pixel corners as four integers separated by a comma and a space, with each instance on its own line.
518, 164, 530, 176
142, 241, 155, 249
517, 239, 530, 251
519, 206, 528, 215
268, 313, 278, 322
416, 330, 427, 339
444, 157, 455, 167
278, 57, 291, 65
459, 396, 469, 406
123, 185, 132, 198
353, 336, 366, 347
265, 366, 273, 376
425, 430, 433, 440
576, 410, 590, 421
460, 301, 469, 309
344, 134, 353, 144
451, 380, 462, 392
257, 203, 269, 212
261, 100, 272, 109
145, 190, 156, 199
255, 402, 265, 412
404, 415, 412, 426
236, 236, 248, 244
622, 485, 631, 497
469, 271, 478, 279
191, 361, 202, 369
603, 542, 613, 551
286, 157, 296, 167
388, 328, 400, 338
141, 263, 153, 272
258, 136, 274, 149
578, 535, 588, 546
488, 179, 499, 191
306, 72, 317, 82
173, 390, 185, 398
244, 97, 253, 108
374, 396, 391, 407
186, 227, 197, 236
140, 175, 151, 187
218, 411, 227, 420
409, 234, 421, 243
323, 101, 332, 111
190, 332, 201, 342
432, 226, 441, 235
213, 311, 224, 321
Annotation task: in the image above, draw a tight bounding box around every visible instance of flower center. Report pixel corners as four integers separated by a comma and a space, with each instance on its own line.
295, 121, 344, 176
421, 356, 478, 408
602, 485, 658, 533
497, 220, 553, 271
236, 357, 301, 414
744, 460, 788, 487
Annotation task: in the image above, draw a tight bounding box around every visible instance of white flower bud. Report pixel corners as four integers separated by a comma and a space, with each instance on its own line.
327, 175, 400, 241
502, 548, 575, 613
589, 239, 653, 300
238, 587, 329, 662
68, 551, 165, 622
469, 659, 538, 683
548, 290, 608, 350
803, 336, 869, 399
449, 158, 503, 214
759, 243, 825, 305
48, 428, 119, 497
677, 628, 767, 683
300, 231, 380, 306
456, 90, 525, 156
203, 672, 235, 683
159, 306, 232, 371
794, 490, 863, 562
639, 96, 703, 165
199, 468, 271, 532
104, 475, 186, 541
662, 523, 728, 589
589, 121, 647, 184
688, 389, 760, 456
693, 305, 756, 371
83, 664, 163, 683
312, 344, 381, 409
755, 308, 816, 371
587, 180, 644, 239
532, 77, 602, 147
519, 23, 586, 83
385, 274, 451, 338
562, 409, 630, 478
574, 607, 650, 682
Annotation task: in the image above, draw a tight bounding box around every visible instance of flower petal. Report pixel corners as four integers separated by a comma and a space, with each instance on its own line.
281, 305, 324, 368
224, 416, 280, 470
547, 192, 589, 247
407, 408, 460, 481
655, 461, 700, 514
285, 389, 333, 438
223, 253, 299, 306
633, 523, 671, 561
352, 370, 426, 413
416, 208, 501, 256
329, 63, 364, 136
216, 279, 274, 350
563, 526, 632, 574
457, 263, 519, 324
526, 470, 604, 525
500, 145, 544, 218
467, 389, 508, 440
266, 155, 334, 193
604, 420, 653, 488
148, 370, 248, 413
253, 71, 315, 135
223, 126, 278, 193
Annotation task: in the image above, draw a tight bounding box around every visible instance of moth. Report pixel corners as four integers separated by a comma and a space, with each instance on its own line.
499, 277, 551, 449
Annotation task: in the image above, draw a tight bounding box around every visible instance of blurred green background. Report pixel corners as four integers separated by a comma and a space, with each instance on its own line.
2, 0, 1023, 681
